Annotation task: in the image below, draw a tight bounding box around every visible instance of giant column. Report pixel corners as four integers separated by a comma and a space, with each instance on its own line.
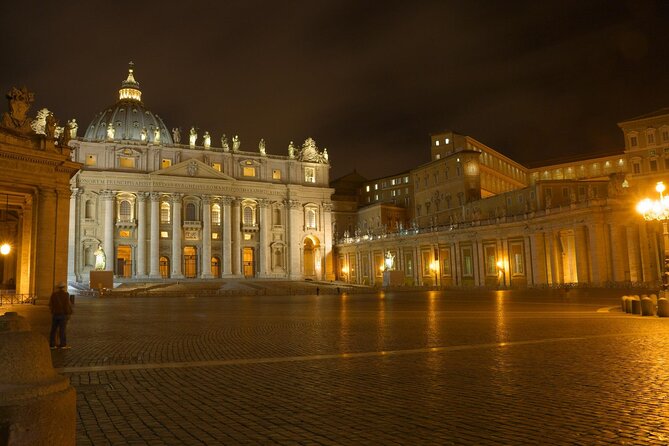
222, 196, 232, 275
101, 190, 115, 272
201, 195, 213, 278
149, 193, 161, 278
136, 192, 147, 278
67, 187, 81, 283
285, 199, 302, 279
323, 202, 334, 280
257, 199, 270, 276
231, 198, 241, 276
171, 193, 184, 278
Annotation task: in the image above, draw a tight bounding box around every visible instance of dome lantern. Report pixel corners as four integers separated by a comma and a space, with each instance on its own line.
118, 62, 142, 102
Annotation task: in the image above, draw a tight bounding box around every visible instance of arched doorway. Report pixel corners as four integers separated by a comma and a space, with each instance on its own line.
211, 256, 221, 278
303, 236, 320, 278
184, 246, 197, 278
159, 256, 170, 278
243, 247, 254, 277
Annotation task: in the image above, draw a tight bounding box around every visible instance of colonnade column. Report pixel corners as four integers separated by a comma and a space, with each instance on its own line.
609, 224, 628, 283
626, 225, 641, 283
231, 198, 241, 276
222, 196, 232, 275
136, 192, 147, 278
587, 221, 608, 285
530, 232, 547, 285
323, 202, 333, 281
573, 225, 590, 285
171, 193, 184, 278
257, 199, 270, 276
149, 193, 161, 278
67, 187, 81, 283
201, 195, 213, 278
101, 190, 115, 272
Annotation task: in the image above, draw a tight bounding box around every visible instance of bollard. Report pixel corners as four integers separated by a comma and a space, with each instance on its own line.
631, 297, 642, 315
641, 297, 655, 316
625, 296, 633, 313
650, 294, 658, 307
0, 312, 76, 445
621, 295, 628, 312
658, 298, 669, 317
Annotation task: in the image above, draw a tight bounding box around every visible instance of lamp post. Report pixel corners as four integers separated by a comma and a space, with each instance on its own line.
496, 260, 505, 289
637, 181, 669, 297
341, 265, 349, 283
430, 260, 439, 288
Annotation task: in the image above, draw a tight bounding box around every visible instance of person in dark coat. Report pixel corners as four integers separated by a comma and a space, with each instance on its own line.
49, 282, 73, 349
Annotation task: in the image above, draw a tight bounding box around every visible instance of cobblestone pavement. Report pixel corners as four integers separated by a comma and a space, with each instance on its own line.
7, 287, 669, 445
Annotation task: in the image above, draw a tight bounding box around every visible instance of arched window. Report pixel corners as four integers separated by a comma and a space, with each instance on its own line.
212, 204, 221, 225
85, 199, 94, 219
306, 208, 316, 229
160, 202, 171, 224
243, 206, 254, 225
211, 257, 220, 277
159, 256, 170, 278
84, 246, 94, 267
119, 200, 131, 221
273, 208, 281, 226
186, 202, 196, 221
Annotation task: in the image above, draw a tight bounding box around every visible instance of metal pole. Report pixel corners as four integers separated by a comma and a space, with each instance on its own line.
663, 221, 669, 297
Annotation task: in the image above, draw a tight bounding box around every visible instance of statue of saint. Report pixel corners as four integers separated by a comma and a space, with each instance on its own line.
67, 118, 78, 138
259, 138, 266, 155
288, 141, 295, 159
153, 127, 161, 144
203, 131, 211, 149
384, 251, 395, 270
44, 112, 57, 138
106, 122, 115, 140
1, 86, 34, 133
140, 127, 148, 142
189, 127, 197, 148
232, 135, 240, 152
172, 127, 181, 144
94, 245, 106, 271
221, 134, 229, 152
322, 148, 329, 162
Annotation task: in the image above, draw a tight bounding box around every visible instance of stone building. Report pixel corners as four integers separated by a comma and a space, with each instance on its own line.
68, 65, 334, 283
0, 87, 81, 299
333, 111, 669, 288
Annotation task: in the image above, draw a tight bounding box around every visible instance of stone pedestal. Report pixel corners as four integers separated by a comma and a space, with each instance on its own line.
0, 312, 76, 445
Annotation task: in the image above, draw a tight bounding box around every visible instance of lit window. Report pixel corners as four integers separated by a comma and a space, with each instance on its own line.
304, 167, 316, 183
365, 185, 370, 192
119, 156, 135, 168
85, 154, 97, 166
243, 206, 254, 225
435, 140, 440, 146
119, 229, 130, 238
119, 200, 132, 221
212, 233, 219, 240
185, 202, 196, 220
212, 204, 221, 224
306, 209, 317, 229
212, 163, 221, 172
243, 166, 256, 177
160, 202, 170, 224
374, 194, 379, 201
161, 159, 172, 169
374, 184, 378, 190
160, 231, 169, 238
445, 138, 450, 144
272, 169, 281, 180
243, 233, 252, 241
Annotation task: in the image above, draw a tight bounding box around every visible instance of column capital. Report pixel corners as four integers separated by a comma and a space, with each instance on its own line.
149, 192, 161, 201
137, 192, 149, 202
100, 189, 116, 200
170, 193, 184, 203
257, 198, 271, 208
284, 199, 301, 209
201, 195, 212, 206
70, 187, 82, 199
322, 202, 333, 212
221, 196, 234, 206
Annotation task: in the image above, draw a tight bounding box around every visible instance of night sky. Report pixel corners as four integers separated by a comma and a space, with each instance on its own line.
2, 1, 668, 180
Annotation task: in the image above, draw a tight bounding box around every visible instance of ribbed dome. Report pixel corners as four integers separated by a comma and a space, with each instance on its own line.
83, 63, 173, 144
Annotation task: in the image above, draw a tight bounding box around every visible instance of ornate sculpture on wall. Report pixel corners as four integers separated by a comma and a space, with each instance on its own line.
1, 86, 34, 133
153, 126, 161, 144
297, 137, 328, 163
221, 134, 229, 152
172, 127, 181, 143
106, 123, 115, 140
45, 112, 57, 138
94, 245, 106, 271
67, 119, 78, 138
189, 127, 197, 148
31, 108, 51, 135
140, 127, 148, 142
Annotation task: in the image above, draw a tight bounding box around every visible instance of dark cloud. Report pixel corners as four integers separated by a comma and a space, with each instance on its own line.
1, 0, 668, 179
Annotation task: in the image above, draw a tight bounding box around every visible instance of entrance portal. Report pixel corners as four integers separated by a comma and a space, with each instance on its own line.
184, 246, 197, 278
116, 245, 132, 278
303, 236, 320, 278
243, 247, 254, 277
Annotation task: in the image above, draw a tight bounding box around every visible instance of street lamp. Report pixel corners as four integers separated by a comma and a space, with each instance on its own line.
496, 260, 506, 289
637, 181, 669, 296
429, 260, 439, 288
341, 265, 349, 283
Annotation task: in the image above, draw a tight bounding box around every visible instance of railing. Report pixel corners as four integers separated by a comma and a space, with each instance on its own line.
0, 293, 36, 305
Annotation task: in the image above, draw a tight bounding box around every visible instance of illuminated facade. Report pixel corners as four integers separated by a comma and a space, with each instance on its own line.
334, 112, 669, 288
68, 66, 334, 283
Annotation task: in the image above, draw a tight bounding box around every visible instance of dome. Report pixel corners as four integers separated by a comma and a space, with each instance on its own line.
83, 63, 173, 144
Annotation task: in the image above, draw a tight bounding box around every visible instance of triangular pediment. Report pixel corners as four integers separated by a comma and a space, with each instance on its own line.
151, 159, 234, 180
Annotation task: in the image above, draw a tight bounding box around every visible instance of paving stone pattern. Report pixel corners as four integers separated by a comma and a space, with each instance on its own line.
9, 288, 669, 445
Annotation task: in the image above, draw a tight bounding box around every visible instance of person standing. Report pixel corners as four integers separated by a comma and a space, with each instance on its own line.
49, 282, 72, 349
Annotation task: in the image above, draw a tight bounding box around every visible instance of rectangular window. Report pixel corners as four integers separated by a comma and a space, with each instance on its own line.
664, 158, 669, 170
212, 233, 219, 240
85, 154, 97, 166
439, 247, 451, 276
404, 176, 409, 183
160, 231, 169, 238
648, 133, 655, 144
630, 136, 638, 147
243, 166, 256, 177
272, 169, 281, 180
161, 159, 172, 169
374, 194, 379, 201
650, 159, 658, 171
119, 157, 135, 168
663, 130, 669, 141
562, 187, 569, 198
485, 245, 497, 276
421, 250, 432, 276
510, 242, 524, 275
365, 185, 370, 192
374, 184, 378, 190
212, 162, 222, 172
461, 247, 473, 277
633, 163, 640, 174
304, 167, 316, 183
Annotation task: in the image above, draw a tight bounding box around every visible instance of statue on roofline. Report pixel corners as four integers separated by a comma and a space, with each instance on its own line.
1, 86, 34, 133
232, 135, 240, 152
221, 134, 229, 152
259, 138, 266, 155
172, 127, 181, 144
189, 127, 197, 147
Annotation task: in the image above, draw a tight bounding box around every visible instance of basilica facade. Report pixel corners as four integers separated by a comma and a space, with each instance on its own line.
67, 65, 334, 284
